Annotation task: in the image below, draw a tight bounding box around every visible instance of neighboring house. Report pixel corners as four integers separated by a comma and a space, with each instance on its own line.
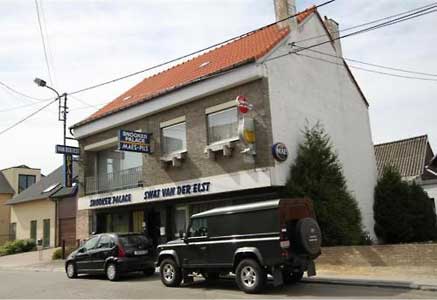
1, 165, 41, 194
6, 163, 78, 248
0, 171, 14, 245
374, 134, 437, 213
0, 165, 41, 245
71, 0, 377, 243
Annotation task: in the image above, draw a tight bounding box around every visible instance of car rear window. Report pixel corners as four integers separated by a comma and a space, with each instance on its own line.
118, 234, 150, 249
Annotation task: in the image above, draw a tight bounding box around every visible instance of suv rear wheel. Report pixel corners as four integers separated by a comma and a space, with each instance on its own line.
235, 259, 266, 294
160, 259, 182, 287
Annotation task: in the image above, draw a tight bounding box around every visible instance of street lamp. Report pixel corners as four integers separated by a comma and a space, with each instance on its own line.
33, 77, 66, 145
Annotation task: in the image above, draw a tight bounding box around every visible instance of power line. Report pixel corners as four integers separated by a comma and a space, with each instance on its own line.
293, 47, 437, 78
34, 0, 53, 86
39, 0, 56, 86
296, 2, 437, 44
294, 52, 437, 82
0, 80, 51, 102
264, 4, 437, 64
291, 4, 437, 55
69, 95, 99, 108
67, 0, 335, 96
0, 101, 48, 113
0, 98, 57, 136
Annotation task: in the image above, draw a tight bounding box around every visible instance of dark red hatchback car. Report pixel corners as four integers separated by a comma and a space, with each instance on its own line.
65, 233, 156, 281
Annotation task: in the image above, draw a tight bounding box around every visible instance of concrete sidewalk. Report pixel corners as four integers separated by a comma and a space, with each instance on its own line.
306, 265, 437, 291
0, 248, 60, 270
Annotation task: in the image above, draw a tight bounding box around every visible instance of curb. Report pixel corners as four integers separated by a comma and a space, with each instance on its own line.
302, 277, 437, 292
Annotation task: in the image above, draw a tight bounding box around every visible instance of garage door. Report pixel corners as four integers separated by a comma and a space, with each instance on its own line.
59, 218, 76, 247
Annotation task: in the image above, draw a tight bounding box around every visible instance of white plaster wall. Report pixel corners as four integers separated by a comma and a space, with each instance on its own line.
264, 15, 378, 238
422, 183, 437, 214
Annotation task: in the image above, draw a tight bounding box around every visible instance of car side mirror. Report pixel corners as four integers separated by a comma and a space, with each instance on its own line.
78, 247, 86, 253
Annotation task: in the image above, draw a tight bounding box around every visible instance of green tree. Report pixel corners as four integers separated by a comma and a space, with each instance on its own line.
374, 165, 437, 243
285, 124, 366, 246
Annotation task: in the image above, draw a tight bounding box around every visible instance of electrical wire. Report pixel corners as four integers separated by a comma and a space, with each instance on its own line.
0, 80, 51, 102
34, 0, 53, 86
296, 1, 437, 44
0, 98, 57, 136
67, 0, 335, 96
39, 0, 56, 86
294, 52, 437, 82
293, 47, 437, 78
0, 101, 49, 113
69, 95, 99, 108
291, 4, 437, 55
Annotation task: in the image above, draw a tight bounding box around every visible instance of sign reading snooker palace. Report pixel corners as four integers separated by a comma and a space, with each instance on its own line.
118, 130, 151, 153
80, 169, 272, 210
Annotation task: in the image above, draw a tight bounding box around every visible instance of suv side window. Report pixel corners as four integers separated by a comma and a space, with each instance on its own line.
97, 235, 114, 249
189, 218, 208, 238
83, 236, 99, 251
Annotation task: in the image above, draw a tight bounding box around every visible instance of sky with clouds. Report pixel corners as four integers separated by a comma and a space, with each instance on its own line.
0, 0, 436, 174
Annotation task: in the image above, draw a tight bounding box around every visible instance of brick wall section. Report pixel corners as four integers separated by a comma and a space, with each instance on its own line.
75, 209, 89, 241
316, 244, 437, 267
78, 78, 274, 196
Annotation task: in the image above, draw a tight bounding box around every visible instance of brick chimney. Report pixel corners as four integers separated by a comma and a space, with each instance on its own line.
324, 17, 343, 57
274, 0, 297, 29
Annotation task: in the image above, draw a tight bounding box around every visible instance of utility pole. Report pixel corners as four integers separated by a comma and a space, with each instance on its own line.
34, 78, 76, 187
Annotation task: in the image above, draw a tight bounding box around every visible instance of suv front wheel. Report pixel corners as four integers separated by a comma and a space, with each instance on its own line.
235, 259, 266, 294
160, 259, 182, 287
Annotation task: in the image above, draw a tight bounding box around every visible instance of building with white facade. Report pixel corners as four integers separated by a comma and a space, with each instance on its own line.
71, 0, 378, 244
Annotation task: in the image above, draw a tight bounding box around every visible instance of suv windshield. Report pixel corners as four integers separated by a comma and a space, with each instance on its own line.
118, 234, 150, 249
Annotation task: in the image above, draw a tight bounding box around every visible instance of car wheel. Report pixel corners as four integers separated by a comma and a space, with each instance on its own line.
235, 259, 266, 294
283, 271, 304, 284
106, 263, 119, 281
66, 262, 77, 279
143, 267, 156, 276
160, 259, 182, 287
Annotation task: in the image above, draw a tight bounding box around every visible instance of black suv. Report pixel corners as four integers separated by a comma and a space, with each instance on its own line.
157, 198, 322, 293
65, 233, 155, 281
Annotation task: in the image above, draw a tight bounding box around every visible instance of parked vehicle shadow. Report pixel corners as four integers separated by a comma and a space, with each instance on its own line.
78, 271, 158, 282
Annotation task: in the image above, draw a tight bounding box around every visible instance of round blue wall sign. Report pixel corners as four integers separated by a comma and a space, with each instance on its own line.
272, 143, 288, 162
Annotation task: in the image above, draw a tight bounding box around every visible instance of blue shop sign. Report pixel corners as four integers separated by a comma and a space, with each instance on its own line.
118, 130, 151, 153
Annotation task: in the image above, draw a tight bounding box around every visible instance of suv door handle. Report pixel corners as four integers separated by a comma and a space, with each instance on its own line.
200, 246, 207, 251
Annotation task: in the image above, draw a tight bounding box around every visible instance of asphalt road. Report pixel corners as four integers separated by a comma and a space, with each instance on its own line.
0, 269, 436, 299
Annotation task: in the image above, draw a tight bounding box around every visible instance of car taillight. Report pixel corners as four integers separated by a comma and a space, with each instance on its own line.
117, 243, 126, 257
280, 227, 290, 249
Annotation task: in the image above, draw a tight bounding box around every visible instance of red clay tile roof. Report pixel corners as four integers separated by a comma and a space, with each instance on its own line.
75, 7, 316, 127
374, 135, 433, 179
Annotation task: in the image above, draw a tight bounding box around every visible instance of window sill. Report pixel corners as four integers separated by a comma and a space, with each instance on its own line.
160, 150, 187, 168
204, 137, 239, 159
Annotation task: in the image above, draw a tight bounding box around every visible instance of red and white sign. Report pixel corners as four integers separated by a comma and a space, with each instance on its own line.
236, 95, 252, 114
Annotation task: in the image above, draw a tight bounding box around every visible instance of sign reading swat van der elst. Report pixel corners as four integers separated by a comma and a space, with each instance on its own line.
118, 130, 151, 153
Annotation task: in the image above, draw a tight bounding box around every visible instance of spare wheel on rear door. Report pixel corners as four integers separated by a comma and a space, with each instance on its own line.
295, 218, 322, 256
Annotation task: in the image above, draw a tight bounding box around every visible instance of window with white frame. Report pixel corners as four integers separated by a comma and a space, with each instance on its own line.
207, 107, 238, 144
161, 122, 187, 155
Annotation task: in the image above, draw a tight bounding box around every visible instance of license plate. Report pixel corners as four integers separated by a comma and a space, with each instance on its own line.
134, 250, 148, 255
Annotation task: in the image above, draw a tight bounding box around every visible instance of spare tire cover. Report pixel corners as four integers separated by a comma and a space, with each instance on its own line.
296, 218, 322, 256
